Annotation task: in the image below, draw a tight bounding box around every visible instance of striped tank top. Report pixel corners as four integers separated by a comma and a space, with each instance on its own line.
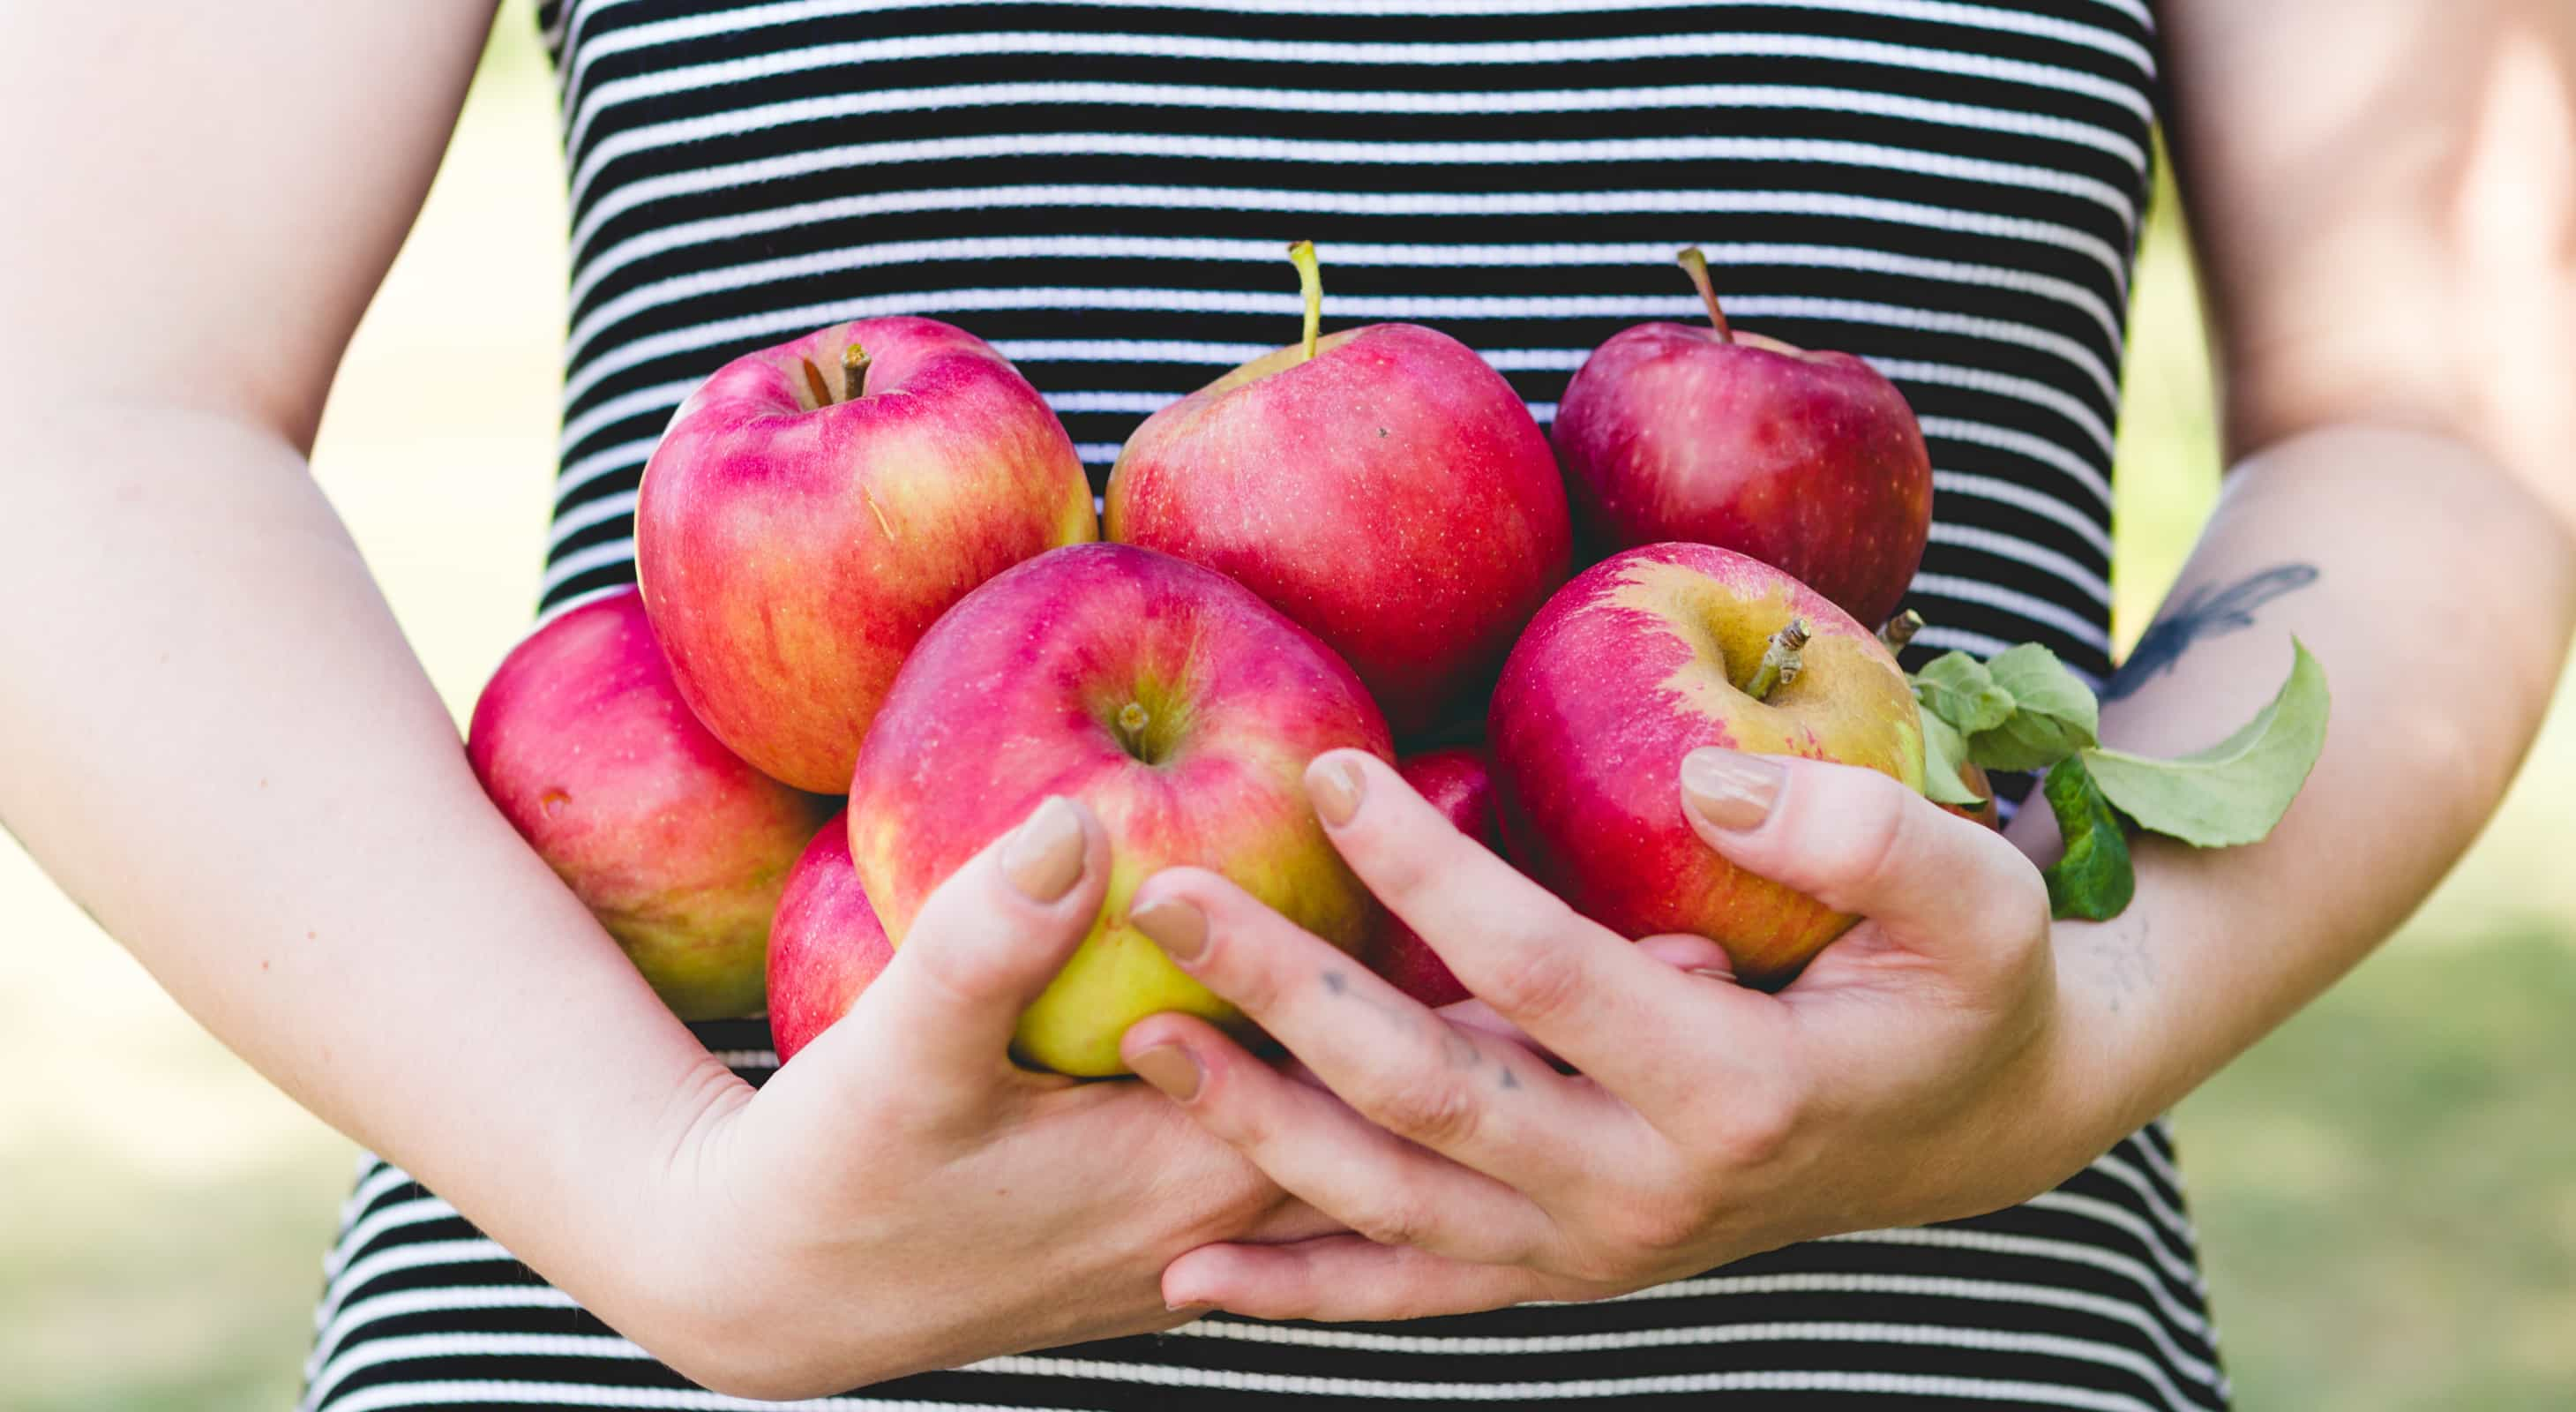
307, 2, 2222, 1408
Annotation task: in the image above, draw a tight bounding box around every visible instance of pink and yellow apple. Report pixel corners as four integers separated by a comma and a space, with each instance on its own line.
847, 541, 1393, 1076
1488, 542, 1925, 985
637, 315, 1097, 792
1368, 747, 1502, 1009
1105, 243, 1569, 740
1552, 249, 1932, 630
467, 588, 835, 1020
765, 810, 895, 1064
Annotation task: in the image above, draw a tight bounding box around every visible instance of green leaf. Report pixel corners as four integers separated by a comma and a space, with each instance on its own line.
1912, 652, 2016, 735
2039, 755, 2134, 920
1917, 713, 1988, 807
2082, 639, 2330, 847
1967, 642, 2101, 773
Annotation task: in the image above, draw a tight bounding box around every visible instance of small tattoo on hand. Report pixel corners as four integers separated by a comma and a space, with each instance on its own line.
1441, 1029, 1483, 1069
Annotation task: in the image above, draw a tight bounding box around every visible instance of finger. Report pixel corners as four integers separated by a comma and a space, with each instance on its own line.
1164, 1236, 1577, 1323
1305, 749, 1770, 1109
1434, 936, 1736, 1064
1118, 1013, 1560, 1266
843, 795, 1110, 1094
1125, 867, 1639, 1193
1678, 748, 2049, 961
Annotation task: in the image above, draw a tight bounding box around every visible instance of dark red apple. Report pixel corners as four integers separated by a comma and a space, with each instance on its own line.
1369, 748, 1502, 1008
1105, 242, 1569, 740
467, 589, 835, 1019
1489, 542, 1925, 986
766, 810, 895, 1064
847, 541, 1393, 1077
1551, 248, 1933, 629
637, 315, 1097, 792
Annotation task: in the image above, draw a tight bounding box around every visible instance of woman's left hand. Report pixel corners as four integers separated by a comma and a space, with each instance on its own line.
1120, 747, 2120, 1320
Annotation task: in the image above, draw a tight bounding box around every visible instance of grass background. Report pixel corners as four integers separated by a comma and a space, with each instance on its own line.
5, 6, 2571, 1408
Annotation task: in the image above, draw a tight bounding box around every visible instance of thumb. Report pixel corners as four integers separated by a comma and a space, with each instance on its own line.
1676, 747, 2045, 954
837, 795, 1110, 1091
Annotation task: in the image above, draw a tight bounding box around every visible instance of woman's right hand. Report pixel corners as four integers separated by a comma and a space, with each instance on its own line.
618, 797, 1330, 1400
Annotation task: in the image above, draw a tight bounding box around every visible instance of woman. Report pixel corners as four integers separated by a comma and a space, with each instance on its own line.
4, 1, 2572, 1408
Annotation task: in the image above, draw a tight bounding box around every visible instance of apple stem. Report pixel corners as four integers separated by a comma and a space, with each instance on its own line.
842, 339, 872, 400
799, 357, 834, 408
1116, 701, 1152, 755
1744, 619, 1810, 702
1288, 240, 1322, 363
1675, 246, 1734, 343
1877, 610, 1924, 656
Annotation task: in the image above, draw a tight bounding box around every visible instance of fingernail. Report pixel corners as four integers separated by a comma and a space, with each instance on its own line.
1681, 749, 1782, 831
1130, 1044, 1203, 1101
1307, 755, 1365, 827
1688, 966, 1738, 983
1001, 796, 1086, 901
1133, 894, 1209, 964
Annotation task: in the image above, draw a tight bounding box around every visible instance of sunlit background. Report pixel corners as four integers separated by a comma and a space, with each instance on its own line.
6, 6, 2572, 1408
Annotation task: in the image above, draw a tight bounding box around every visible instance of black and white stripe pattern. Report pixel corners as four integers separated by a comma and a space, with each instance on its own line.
529, 0, 2145, 680
311, 1, 2220, 1406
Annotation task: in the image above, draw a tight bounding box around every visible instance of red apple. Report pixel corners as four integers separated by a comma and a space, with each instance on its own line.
467, 588, 835, 1020
847, 541, 1393, 1076
637, 315, 1097, 792
766, 810, 895, 1064
1488, 543, 1926, 986
1370, 748, 1503, 1008
1552, 248, 1932, 630
1105, 242, 1569, 740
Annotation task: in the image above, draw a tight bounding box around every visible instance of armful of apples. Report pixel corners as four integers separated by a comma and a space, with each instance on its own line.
463, 242, 2335, 1352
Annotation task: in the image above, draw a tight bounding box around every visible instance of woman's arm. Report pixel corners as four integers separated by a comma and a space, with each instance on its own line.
2061, 0, 2576, 1126
0, 1, 710, 1273
0, 5, 1321, 1393
1095, 1, 2576, 1317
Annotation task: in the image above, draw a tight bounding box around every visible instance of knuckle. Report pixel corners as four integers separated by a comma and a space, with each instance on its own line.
1708, 1082, 1805, 1171
1823, 777, 1919, 911
1995, 848, 2055, 943
1202, 930, 1287, 1017
1608, 1198, 1709, 1264
1192, 1064, 1272, 1151
1481, 937, 1588, 1026
1368, 1075, 1483, 1150
902, 924, 1015, 1013
1350, 1191, 1436, 1250
1367, 837, 1447, 911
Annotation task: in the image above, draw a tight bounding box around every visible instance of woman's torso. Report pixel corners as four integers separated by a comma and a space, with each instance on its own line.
309, 3, 2218, 1408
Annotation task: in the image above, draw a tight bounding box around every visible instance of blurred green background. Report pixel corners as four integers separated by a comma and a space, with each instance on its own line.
4, 6, 2571, 1408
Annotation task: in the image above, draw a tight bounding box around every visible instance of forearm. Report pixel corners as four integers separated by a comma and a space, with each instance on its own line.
0, 399, 737, 1326
2022, 423, 2576, 1138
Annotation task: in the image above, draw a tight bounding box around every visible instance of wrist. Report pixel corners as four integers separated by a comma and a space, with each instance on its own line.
582, 1050, 781, 1390
2040, 911, 2183, 1160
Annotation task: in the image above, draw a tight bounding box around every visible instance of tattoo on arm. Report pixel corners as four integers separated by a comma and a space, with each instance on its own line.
2102, 563, 2318, 702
